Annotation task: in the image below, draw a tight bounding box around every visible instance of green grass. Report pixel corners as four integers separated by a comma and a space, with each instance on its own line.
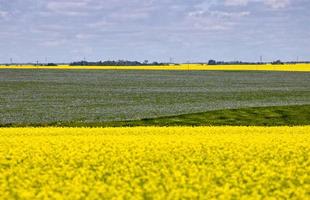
2, 105, 309, 127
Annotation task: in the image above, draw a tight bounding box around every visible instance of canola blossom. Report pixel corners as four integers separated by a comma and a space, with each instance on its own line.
0, 127, 309, 199
1, 64, 310, 71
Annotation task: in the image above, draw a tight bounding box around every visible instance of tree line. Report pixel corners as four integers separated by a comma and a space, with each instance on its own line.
2, 59, 309, 66
70, 60, 165, 66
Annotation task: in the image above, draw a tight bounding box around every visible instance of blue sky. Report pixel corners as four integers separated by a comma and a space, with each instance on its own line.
0, 0, 309, 63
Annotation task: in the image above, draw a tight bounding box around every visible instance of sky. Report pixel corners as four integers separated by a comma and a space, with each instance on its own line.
0, 0, 309, 63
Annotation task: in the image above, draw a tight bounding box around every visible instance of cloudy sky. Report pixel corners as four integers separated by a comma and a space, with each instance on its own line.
0, 0, 309, 63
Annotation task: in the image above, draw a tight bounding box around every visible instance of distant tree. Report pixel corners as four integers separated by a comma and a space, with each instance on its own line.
208, 60, 217, 65
272, 60, 284, 65
46, 63, 58, 66
70, 60, 165, 66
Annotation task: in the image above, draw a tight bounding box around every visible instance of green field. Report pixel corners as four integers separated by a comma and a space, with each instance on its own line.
0, 69, 309, 126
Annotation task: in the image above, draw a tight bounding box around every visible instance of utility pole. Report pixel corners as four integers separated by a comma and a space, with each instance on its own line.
10, 58, 13, 65
260, 56, 263, 63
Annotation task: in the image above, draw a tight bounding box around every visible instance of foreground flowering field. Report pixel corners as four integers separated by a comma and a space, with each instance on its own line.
0, 127, 309, 199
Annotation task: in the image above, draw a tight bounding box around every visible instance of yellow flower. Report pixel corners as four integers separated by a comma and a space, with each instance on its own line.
0, 126, 309, 199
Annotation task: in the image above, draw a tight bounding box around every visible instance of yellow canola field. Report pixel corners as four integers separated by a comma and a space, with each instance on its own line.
1, 63, 310, 71
0, 126, 309, 199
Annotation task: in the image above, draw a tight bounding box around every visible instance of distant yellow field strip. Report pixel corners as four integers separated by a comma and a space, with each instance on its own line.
1, 64, 310, 71
0, 126, 309, 199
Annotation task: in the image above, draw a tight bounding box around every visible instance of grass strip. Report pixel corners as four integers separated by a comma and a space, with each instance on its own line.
1, 105, 309, 127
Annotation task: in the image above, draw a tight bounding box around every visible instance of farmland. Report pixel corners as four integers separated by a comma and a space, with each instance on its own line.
0, 66, 309, 199
0, 127, 309, 199
1, 63, 310, 71
0, 69, 309, 126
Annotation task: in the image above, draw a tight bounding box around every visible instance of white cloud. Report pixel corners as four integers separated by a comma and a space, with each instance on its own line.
211, 11, 250, 18
71, 46, 93, 55
264, 0, 290, 9
0, 11, 8, 18
46, 0, 90, 11
40, 39, 66, 47
187, 1, 251, 31
75, 33, 94, 40
225, 0, 249, 6
189, 10, 250, 18
46, 0, 93, 15
224, 0, 291, 9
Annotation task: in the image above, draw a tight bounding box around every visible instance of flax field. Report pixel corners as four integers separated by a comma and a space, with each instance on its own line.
1, 69, 309, 125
